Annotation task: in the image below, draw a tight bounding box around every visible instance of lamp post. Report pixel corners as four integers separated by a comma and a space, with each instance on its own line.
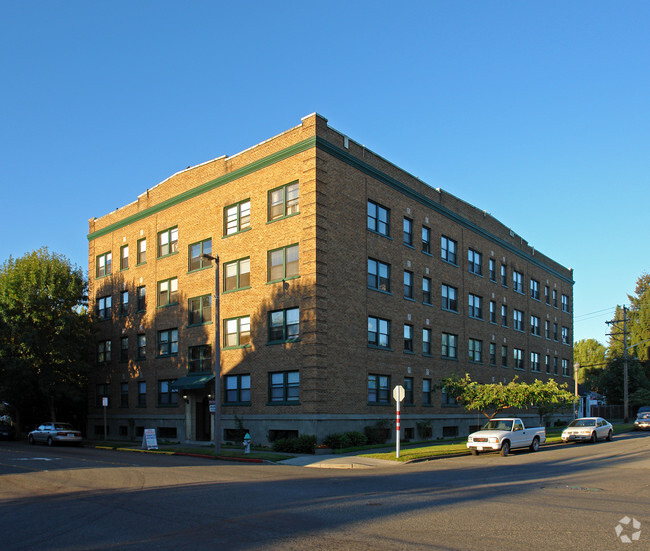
202, 253, 221, 454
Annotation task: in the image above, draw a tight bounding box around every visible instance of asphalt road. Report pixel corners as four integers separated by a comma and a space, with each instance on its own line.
0, 432, 648, 550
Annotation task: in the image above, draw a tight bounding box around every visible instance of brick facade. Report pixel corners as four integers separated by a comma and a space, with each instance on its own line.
87, 113, 574, 444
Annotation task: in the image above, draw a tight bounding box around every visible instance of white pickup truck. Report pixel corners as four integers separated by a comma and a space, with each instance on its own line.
467, 418, 546, 456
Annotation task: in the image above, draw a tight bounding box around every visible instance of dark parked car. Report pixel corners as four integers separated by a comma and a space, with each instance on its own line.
0, 423, 16, 440
28, 422, 82, 446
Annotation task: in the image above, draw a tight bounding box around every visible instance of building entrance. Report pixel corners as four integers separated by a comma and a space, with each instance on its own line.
195, 397, 211, 441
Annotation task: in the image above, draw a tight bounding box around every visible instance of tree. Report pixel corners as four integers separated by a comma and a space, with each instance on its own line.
628, 273, 650, 362
584, 356, 650, 405
0, 248, 92, 432
573, 339, 606, 383
441, 374, 574, 422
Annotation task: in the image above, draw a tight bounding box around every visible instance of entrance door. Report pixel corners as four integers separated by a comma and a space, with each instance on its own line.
195, 397, 211, 441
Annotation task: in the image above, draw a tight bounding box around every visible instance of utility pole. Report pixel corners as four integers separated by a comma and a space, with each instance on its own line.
606, 306, 629, 422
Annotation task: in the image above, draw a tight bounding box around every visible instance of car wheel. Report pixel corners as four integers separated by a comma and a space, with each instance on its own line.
607, 430, 613, 442
500, 440, 510, 457
470, 449, 479, 456
529, 437, 540, 452
28, 435, 35, 445
590, 432, 597, 444
47, 437, 53, 447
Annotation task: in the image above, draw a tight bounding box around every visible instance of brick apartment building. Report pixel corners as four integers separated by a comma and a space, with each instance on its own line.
87, 113, 574, 444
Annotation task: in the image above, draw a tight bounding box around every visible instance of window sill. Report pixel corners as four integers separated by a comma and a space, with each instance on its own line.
157, 251, 179, 261
266, 275, 301, 285
187, 265, 212, 275
266, 211, 300, 224
222, 227, 252, 239
367, 229, 391, 239
223, 344, 253, 350
266, 401, 301, 406
187, 321, 213, 328
368, 287, 392, 296
223, 286, 252, 294
224, 402, 251, 407
266, 339, 300, 346
367, 345, 393, 352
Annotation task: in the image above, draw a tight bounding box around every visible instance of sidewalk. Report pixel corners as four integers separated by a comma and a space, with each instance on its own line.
278, 452, 402, 469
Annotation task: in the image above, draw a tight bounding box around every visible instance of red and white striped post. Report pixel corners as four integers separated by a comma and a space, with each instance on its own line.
393, 385, 405, 458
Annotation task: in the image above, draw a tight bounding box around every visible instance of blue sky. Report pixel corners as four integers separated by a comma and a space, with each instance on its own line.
1, 1, 648, 345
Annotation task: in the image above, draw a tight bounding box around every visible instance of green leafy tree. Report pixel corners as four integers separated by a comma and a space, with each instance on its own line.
442, 374, 574, 423
584, 356, 650, 405
628, 273, 650, 362
0, 248, 92, 432
573, 339, 606, 383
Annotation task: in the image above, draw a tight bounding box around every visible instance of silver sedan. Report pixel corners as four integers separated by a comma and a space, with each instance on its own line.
561, 417, 613, 443
28, 422, 82, 446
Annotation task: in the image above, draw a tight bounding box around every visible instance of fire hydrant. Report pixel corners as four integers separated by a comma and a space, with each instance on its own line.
243, 433, 251, 454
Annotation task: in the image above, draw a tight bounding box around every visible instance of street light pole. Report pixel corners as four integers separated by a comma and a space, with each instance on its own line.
202, 253, 221, 454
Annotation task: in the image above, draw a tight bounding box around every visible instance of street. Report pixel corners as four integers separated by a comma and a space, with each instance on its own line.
0, 432, 648, 550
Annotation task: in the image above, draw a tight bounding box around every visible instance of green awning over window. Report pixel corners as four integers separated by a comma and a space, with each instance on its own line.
170, 375, 215, 390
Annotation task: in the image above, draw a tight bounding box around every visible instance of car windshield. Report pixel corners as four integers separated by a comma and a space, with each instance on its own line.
638, 413, 650, 419
54, 423, 74, 430
483, 420, 513, 431
568, 419, 596, 427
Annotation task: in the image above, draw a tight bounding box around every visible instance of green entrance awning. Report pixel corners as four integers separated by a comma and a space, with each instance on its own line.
170, 374, 215, 390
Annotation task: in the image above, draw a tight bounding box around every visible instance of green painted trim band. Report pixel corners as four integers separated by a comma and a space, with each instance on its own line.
87, 136, 317, 241
315, 136, 574, 285
87, 133, 572, 284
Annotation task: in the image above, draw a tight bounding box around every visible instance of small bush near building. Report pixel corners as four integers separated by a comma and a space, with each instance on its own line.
323, 431, 368, 449
416, 420, 432, 439
271, 434, 317, 454
364, 419, 391, 445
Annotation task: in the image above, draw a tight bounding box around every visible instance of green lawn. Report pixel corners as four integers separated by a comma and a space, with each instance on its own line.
361, 423, 635, 463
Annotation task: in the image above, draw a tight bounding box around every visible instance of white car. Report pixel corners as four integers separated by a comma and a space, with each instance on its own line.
561, 417, 613, 443
28, 422, 82, 446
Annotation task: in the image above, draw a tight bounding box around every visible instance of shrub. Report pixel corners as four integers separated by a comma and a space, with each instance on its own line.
323, 431, 368, 449
271, 434, 317, 454
364, 419, 391, 445
416, 420, 432, 439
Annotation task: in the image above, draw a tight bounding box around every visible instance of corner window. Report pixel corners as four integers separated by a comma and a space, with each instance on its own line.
137, 381, 146, 407
158, 227, 178, 258
120, 290, 129, 315
96, 252, 112, 278
224, 200, 251, 235
514, 348, 524, 370
269, 370, 299, 402
530, 279, 540, 300
513, 309, 524, 331
137, 334, 146, 359
423, 277, 432, 304
530, 352, 540, 372
269, 182, 299, 221
268, 244, 299, 282
367, 200, 390, 236
269, 308, 299, 343
423, 379, 432, 405
562, 294, 570, 313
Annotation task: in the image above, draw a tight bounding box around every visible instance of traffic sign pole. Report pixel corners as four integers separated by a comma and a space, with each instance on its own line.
393, 385, 405, 458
